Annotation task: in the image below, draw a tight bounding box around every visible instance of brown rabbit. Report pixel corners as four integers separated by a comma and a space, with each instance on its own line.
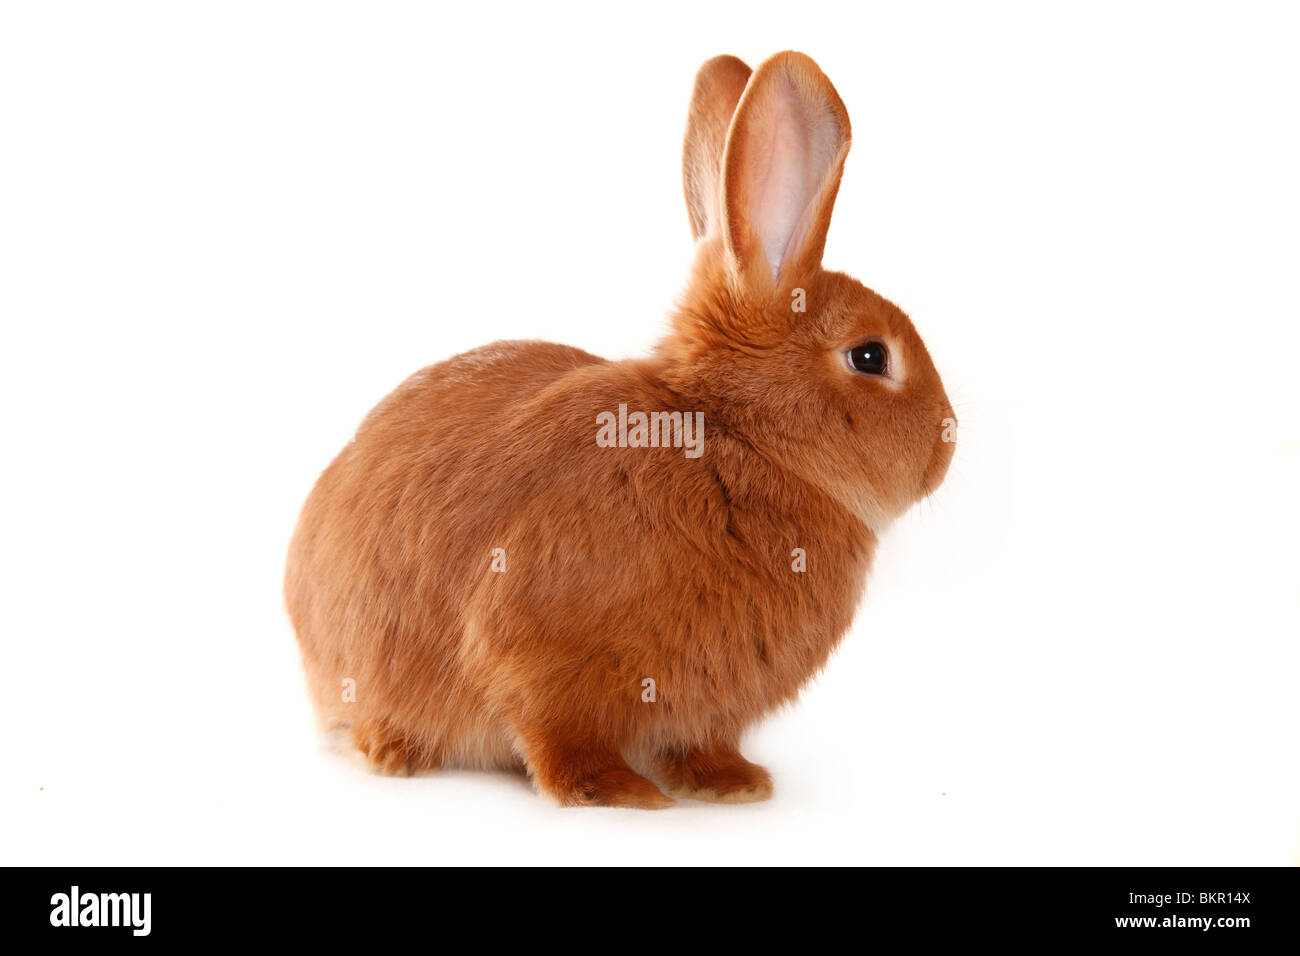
285, 51, 955, 808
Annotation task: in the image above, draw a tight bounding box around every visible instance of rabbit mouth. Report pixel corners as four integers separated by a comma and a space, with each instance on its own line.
920, 433, 956, 499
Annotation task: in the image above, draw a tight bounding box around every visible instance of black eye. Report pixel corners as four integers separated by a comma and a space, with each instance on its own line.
847, 341, 889, 376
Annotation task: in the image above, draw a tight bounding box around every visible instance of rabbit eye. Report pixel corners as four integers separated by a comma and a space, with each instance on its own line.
846, 341, 889, 376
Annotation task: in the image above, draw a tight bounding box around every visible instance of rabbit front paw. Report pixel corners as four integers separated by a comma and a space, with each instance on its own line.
658, 743, 773, 803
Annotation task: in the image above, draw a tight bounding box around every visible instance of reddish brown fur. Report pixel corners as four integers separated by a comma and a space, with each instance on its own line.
285, 52, 954, 807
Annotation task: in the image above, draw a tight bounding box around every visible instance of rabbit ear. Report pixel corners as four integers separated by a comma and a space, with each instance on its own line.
721, 51, 851, 293
682, 55, 752, 241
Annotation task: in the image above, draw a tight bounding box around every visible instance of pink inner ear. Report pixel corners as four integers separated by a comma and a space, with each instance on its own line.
746, 75, 843, 278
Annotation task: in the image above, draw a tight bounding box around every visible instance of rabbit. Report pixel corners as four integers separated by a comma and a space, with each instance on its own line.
285, 51, 955, 808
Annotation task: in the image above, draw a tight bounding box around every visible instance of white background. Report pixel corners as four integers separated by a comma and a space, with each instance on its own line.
3, 1, 1297, 865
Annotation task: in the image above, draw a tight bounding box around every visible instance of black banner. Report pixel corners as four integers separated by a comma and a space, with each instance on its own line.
11, 867, 1296, 943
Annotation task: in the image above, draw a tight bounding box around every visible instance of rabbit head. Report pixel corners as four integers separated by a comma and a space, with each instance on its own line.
662, 52, 955, 532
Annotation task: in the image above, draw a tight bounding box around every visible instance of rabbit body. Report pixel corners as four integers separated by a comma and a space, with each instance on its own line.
286, 52, 954, 807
